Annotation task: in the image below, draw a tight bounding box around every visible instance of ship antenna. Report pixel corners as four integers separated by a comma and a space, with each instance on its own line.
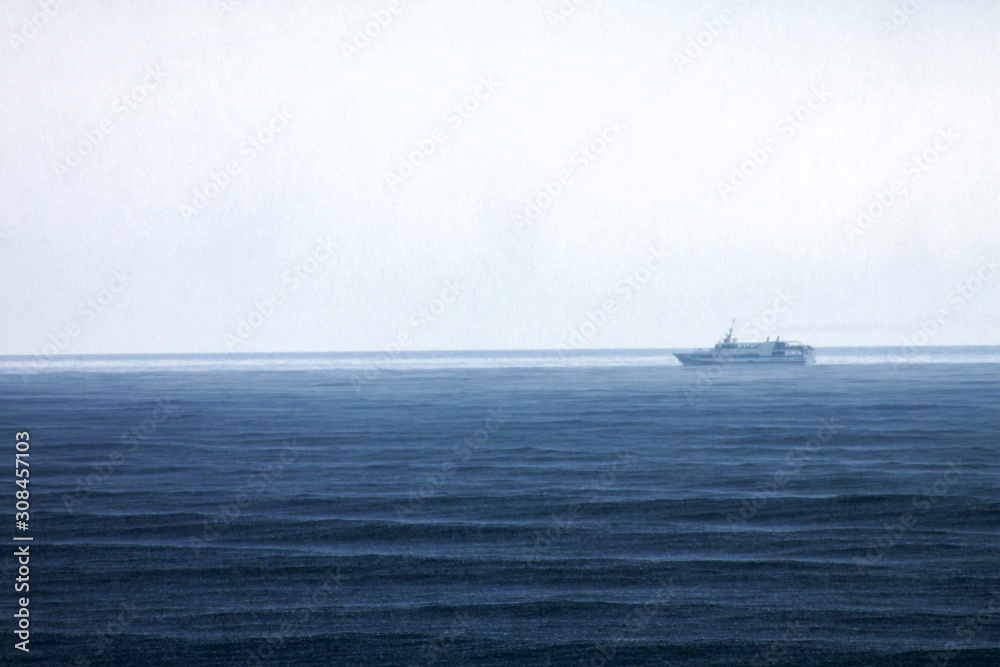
724, 318, 735, 343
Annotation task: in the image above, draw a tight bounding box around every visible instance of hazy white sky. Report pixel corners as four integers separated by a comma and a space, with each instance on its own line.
2, 0, 997, 355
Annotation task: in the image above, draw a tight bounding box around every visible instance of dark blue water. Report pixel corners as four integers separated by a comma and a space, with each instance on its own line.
1, 350, 998, 665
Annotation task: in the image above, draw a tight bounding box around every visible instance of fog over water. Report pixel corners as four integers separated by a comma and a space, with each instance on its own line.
2, 0, 997, 354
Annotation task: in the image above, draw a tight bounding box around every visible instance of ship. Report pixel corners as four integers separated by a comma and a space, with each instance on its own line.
674, 319, 815, 365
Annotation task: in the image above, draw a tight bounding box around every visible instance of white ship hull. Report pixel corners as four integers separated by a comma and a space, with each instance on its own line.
674, 350, 815, 366
674, 321, 815, 366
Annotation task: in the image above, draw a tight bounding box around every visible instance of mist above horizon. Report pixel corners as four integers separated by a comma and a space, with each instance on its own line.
2, 1, 997, 355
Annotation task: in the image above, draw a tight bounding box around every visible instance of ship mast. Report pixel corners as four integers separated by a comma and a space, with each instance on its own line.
723, 318, 735, 344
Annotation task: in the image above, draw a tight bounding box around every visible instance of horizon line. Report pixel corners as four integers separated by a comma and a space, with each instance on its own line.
2, 344, 1000, 359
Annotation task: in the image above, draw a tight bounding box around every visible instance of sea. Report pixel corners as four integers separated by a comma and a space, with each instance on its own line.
0, 347, 997, 666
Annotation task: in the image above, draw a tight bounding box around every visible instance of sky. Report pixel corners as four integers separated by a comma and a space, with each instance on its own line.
1, 0, 998, 355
